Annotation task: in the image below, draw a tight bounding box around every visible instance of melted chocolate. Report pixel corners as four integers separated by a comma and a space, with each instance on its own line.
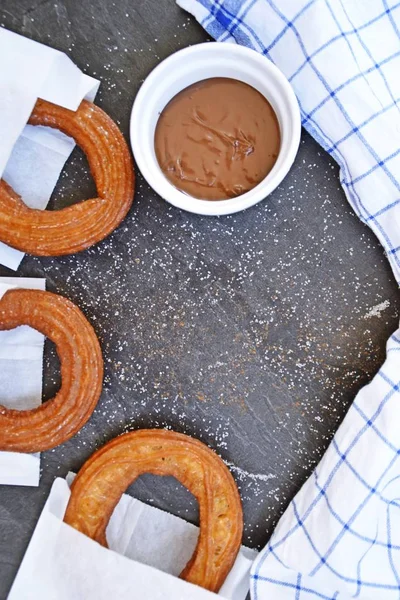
155, 77, 281, 201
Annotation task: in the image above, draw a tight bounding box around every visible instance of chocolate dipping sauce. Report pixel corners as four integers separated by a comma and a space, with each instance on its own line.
154, 77, 281, 201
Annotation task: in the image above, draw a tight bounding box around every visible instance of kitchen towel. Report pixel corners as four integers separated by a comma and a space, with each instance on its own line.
0, 277, 46, 487
0, 28, 99, 270
8, 476, 257, 600
177, 1, 400, 598
178, 0, 400, 284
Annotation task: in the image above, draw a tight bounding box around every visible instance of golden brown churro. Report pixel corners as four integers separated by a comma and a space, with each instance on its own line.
64, 429, 243, 592
0, 99, 134, 256
0, 288, 103, 452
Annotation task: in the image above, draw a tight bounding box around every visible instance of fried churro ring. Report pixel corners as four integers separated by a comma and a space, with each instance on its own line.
0, 288, 103, 452
64, 429, 243, 592
0, 99, 134, 256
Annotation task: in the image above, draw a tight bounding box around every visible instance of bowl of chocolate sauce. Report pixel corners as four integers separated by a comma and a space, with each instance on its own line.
130, 43, 300, 216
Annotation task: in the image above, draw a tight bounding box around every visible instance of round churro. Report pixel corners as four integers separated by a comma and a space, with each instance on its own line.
64, 429, 243, 592
0, 99, 134, 256
0, 288, 103, 452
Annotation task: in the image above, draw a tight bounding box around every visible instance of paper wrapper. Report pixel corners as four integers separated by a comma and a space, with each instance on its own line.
8, 476, 257, 599
0, 28, 99, 270
0, 277, 46, 486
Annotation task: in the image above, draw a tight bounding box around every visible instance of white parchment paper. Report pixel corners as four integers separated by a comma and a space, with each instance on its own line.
0, 277, 46, 486
8, 477, 257, 600
0, 28, 99, 270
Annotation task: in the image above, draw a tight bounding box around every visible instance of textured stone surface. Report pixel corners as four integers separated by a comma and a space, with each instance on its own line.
0, 0, 399, 597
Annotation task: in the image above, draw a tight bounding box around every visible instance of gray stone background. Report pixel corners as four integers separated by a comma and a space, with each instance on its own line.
0, 0, 399, 597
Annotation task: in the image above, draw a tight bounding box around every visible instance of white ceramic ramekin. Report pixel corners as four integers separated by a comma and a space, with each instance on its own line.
130, 42, 301, 216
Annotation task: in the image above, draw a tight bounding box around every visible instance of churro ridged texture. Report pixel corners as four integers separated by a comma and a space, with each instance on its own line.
0, 289, 103, 452
0, 99, 134, 256
64, 429, 243, 593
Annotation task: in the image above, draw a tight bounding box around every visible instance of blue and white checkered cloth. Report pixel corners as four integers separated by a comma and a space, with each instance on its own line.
176, 1, 400, 597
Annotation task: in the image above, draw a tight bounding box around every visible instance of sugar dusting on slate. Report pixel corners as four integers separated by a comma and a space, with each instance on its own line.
39, 135, 399, 547
363, 300, 390, 320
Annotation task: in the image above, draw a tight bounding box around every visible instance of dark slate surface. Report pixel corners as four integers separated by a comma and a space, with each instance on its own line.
0, 0, 399, 597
